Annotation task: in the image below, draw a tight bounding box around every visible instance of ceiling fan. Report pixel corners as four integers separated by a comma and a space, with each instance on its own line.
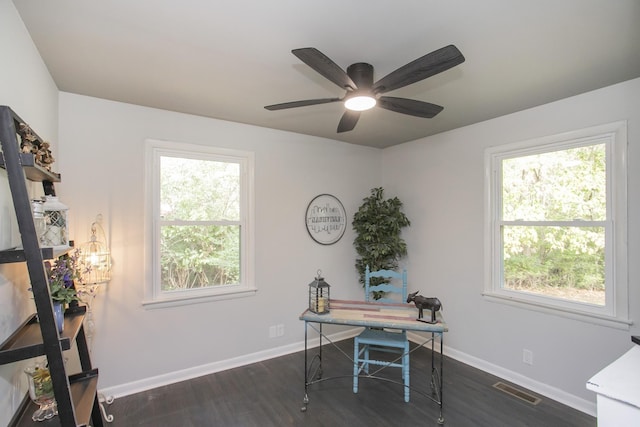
264, 45, 465, 133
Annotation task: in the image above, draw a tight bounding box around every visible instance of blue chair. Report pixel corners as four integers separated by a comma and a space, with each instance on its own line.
353, 265, 410, 402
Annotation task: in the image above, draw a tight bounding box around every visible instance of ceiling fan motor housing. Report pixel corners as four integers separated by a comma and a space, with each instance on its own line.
347, 62, 374, 90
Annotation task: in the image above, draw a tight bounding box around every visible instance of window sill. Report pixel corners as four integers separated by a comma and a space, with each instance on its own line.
143, 286, 258, 310
482, 292, 632, 330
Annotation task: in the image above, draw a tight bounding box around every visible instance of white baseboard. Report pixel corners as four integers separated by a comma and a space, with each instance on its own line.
406, 331, 596, 417
100, 328, 595, 418
99, 328, 359, 399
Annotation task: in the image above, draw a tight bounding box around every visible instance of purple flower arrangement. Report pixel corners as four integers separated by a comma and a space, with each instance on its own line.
46, 250, 85, 305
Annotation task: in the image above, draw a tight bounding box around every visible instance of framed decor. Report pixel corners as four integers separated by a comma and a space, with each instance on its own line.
305, 194, 346, 245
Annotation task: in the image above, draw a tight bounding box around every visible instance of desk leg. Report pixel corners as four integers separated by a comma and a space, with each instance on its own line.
428, 332, 445, 424
437, 332, 444, 425
318, 323, 323, 378
302, 321, 309, 412
301, 322, 325, 412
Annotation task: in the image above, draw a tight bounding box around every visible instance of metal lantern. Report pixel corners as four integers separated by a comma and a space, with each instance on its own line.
41, 195, 69, 248
308, 270, 331, 314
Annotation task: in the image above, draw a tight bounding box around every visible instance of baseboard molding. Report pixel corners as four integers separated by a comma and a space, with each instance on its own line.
406, 331, 596, 417
99, 328, 359, 399
100, 328, 595, 418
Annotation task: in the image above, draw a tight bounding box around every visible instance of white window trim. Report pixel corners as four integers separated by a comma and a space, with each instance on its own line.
143, 139, 256, 309
483, 121, 630, 329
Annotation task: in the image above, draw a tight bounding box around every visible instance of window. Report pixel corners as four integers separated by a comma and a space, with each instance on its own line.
144, 139, 255, 308
484, 122, 629, 327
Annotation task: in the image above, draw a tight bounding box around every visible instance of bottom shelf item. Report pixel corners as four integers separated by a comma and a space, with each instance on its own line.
9, 369, 100, 427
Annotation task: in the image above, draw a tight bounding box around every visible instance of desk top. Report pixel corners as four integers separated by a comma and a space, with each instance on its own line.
587, 345, 640, 408
299, 299, 447, 333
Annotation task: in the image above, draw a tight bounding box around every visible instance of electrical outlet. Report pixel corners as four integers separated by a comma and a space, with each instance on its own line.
276, 324, 285, 337
269, 325, 277, 338
523, 349, 533, 365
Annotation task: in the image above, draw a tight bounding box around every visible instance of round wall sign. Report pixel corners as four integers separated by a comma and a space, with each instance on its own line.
305, 194, 346, 245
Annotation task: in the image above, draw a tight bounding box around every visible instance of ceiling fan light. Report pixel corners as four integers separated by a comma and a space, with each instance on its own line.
345, 95, 376, 111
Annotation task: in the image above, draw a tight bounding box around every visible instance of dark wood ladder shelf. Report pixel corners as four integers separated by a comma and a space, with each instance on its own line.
1, 105, 104, 427
0, 152, 61, 182
0, 247, 53, 263
0, 246, 74, 264
0, 307, 86, 364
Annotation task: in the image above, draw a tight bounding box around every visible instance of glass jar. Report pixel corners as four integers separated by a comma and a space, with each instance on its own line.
24, 361, 58, 421
31, 199, 46, 244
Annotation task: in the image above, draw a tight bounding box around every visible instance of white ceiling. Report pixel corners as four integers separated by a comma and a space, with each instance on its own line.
13, 0, 640, 148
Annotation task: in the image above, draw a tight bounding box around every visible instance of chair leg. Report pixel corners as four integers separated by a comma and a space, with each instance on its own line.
355, 338, 411, 402
363, 345, 370, 374
353, 338, 359, 394
403, 344, 410, 403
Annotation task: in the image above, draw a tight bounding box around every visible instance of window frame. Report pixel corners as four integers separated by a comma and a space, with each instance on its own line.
143, 139, 255, 309
483, 122, 629, 328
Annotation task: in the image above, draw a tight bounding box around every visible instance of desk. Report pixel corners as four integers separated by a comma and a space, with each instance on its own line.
299, 299, 448, 424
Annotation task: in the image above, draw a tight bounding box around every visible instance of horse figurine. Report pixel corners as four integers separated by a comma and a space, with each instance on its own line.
407, 291, 442, 324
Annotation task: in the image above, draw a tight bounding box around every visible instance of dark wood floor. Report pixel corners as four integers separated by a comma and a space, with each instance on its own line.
104, 340, 595, 426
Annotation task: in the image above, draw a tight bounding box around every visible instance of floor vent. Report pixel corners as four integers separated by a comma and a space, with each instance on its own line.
493, 382, 541, 405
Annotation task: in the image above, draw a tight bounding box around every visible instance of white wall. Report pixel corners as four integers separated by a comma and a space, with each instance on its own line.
57, 92, 380, 392
0, 0, 59, 424
382, 77, 640, 413
3, 0, 638, 416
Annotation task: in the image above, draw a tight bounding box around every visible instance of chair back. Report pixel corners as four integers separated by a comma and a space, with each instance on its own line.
364, 265, 408, 303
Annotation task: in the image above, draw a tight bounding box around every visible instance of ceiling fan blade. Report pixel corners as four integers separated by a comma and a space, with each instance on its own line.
292, 48, 356, 90
264, 98, 341, 111
337, 110, 360, 133
373, 45, 465, 94
378, 96, 444, 118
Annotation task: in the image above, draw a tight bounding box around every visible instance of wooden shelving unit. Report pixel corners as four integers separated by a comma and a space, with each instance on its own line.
9, 371, 100, 427
0, 151, 61, 182
0, 105, 103, 427
0, 307, 86, 365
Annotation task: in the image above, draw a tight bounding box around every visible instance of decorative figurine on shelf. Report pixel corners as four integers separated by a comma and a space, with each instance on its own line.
18, 122, 38, 152
17, 122, 55, 170
407, 291, 442, 324
34, 141, 55, 170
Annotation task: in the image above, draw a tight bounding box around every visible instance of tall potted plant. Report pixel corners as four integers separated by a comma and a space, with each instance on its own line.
352, 187, 411, 288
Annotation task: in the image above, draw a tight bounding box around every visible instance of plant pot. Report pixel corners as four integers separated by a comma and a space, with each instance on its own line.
52, 303, 64, 334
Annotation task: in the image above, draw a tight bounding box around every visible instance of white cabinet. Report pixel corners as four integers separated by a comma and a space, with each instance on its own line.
587, 345, 640, 426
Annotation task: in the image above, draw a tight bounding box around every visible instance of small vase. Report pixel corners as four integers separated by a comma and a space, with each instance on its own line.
52, 303, 64, 334
24, 362, 58, 421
